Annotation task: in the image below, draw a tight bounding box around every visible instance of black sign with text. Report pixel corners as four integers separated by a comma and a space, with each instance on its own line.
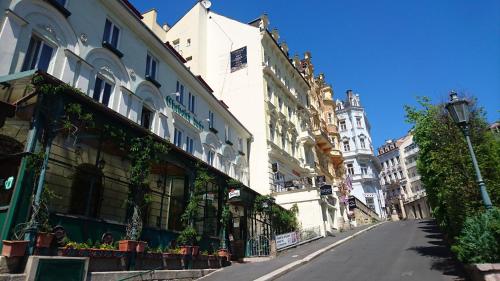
348, 196, 357, 209
320, 185, 332, 196
230, 46, 247, 72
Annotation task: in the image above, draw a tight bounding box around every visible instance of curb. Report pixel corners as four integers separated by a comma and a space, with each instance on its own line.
254, 222, 385, 281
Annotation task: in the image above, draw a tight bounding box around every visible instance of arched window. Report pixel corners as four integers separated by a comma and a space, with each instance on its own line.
69, 164, 104, 218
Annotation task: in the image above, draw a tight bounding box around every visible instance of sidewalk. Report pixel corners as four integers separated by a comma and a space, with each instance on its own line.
199, 223, 379, 281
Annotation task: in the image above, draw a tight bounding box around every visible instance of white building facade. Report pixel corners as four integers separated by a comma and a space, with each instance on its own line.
0, 0, 252, 184
336, 91, 385, 218
377, 133, 430, 219
152, 3, 344, 235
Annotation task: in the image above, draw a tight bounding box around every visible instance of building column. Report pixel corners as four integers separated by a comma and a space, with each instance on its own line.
0, 9, 28, 75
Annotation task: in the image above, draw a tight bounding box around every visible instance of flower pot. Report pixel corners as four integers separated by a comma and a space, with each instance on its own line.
179, 245, 192, 255
1, 240, 28, 257
191, 246, 200, 256
36, 232, 54, 248
136, 241, 147, 253
217, 248, 231, 261
118, 240, 138, 252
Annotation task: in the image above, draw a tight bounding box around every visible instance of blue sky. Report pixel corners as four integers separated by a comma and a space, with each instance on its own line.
131, 0, 500, 149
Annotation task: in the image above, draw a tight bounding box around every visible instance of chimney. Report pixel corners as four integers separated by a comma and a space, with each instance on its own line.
280, 41, 289, 56
271, 28, 279, 41
259, 14, 269, 31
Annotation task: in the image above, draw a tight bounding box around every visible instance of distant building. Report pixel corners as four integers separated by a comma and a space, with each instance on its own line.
377, 133, 431, 219
336, 91, 385, 219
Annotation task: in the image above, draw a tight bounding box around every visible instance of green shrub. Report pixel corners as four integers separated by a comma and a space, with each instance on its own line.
452, 208, 500, 263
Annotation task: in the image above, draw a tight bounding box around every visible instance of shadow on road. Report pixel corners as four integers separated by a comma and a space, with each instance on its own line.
408, 220, 467, 280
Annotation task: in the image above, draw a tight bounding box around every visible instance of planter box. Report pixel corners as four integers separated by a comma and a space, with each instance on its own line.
466, 263, 500, 281
135, 252, 163, 270
162, 253, 184, 270
1, 241, 28, 257
118, 240, 137, 252
58, 248, 128, 272
192, 255, 209, 269
36, 232, 54, 248
136, 241, 147, 253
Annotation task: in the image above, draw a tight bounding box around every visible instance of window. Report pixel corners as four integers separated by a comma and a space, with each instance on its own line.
207, 150, 215, 166
22, 35, 54, 72
343, 140, 350, 151
145, 54, 158, 80
208, 110, 215, 129
360, 164, 368, 175
238, 138, 243, 151
360, 138, 366, 149
281, 132, 286, 149
269, 122, 275, 142
390, 159, 394, 166
340, 120, 347, 131
278, 96, 283, 110
346, 163, 354, 175
140, 106, 152, 130
69, 164, 103, 218
267, 85, 273, 100
186, 38, 191, 47
327, 113, 333, 124
188, 92, 195, 113
224, 125, 231, 142
103, 19, 120, 49
92, 76, 112, 106
291, 140, 296, 157
356, 116, 362, 128
176, 81, 184, 105
186, 136, 194, 154
288, 106, 292, 119
174, 128, 183, 147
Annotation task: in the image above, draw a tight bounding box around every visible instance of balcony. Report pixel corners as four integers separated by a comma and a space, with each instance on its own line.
298, 129, 315, 144
326, 124, 339, 135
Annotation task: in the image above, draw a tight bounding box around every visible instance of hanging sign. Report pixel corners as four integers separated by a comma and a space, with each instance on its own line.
2, 176, 14, 190
348, 196, 357, 209
228, 189, 240, 199
320, 185, 332, 196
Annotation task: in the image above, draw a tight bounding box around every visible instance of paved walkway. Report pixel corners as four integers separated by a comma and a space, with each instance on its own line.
199, 224, 374, 281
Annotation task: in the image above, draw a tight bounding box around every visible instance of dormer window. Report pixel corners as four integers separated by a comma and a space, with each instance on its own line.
22, 35, 54, 72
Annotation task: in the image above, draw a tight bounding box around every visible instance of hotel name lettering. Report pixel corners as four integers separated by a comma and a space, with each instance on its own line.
166, 96, 204, 130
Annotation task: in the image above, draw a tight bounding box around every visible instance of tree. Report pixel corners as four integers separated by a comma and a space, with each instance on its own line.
405, 96, 500, 238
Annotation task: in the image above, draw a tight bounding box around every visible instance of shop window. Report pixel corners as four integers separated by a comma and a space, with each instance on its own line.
22, 35, 54, 72
69, 164, 103, 218
167, 177, 187, 231
195, 182, 219, 237
92, 76, 113, 106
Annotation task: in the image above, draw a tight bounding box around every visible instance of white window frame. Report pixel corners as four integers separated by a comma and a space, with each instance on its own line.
22, 35, 55, 72
146, 53, 158, 80
188, 92, 195, 113
174, 127, 183, 147
92, 76, 113, 106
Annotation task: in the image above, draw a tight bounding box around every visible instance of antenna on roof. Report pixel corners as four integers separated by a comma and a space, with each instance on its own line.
200, 0, 212, 9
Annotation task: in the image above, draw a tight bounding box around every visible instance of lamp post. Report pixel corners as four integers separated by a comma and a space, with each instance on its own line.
445, 92, 493, 209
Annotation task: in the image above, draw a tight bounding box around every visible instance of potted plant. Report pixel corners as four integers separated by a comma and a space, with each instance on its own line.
217, 204, 232, 260
35, 189, 56, 248
119, 206, 143, 252
1, 227, 29, 257
177, 226, 200, 256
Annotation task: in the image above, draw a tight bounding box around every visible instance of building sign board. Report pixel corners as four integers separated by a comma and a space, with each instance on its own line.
320, 184, 332, 196
230, 46, 247, 72
228, 189, 240, 199
275, 231, 299, 250
348, 196, 357, 209
165, 96, 204, 130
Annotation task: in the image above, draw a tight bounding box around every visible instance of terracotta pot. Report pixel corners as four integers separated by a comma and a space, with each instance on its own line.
1, 240, 28, 257
179, 245, 191, 255
118, 240, 138, 252
191, 246, 200, 256
217, 248, 231, 261
36, 232, 54, 248
136, 241, 147, 253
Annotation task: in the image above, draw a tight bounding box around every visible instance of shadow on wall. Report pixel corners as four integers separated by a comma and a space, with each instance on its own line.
407, 220, 467, 280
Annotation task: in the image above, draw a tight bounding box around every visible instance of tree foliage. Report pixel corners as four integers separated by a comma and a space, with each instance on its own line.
404, 96, 500, 240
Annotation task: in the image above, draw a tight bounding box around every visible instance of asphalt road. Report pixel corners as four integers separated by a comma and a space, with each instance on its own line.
275, 220, 466, 281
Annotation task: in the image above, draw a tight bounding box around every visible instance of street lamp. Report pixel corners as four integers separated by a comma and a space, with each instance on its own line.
445, 91, 493, 209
